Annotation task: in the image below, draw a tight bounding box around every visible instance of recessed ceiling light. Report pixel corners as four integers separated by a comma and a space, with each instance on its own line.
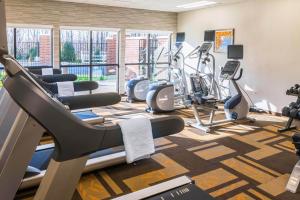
176, 1, 217, 9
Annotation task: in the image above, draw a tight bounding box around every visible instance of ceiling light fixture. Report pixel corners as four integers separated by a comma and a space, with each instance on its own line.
176, 1, 217, 9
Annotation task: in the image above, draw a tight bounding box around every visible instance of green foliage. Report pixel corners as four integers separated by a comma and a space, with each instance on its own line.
16, 53, 24, 60
27, 47, 38, 61
94, 48, 100, 56
0, 72, 5, 88
99, 76, 107, 81
61, 42, 76, 62
0, 71, 5, 79
76, 75, 89, 81
75, 75, 108, 81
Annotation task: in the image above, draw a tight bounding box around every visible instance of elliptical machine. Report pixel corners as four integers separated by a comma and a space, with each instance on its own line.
126, 42, 166, 103
189, 45, 254, 133
187, 42, 221, 100
126, 77, 150, 102
146, 33, 191, 113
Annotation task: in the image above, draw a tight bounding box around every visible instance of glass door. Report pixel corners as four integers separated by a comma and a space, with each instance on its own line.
125, 31, 172, 82
60, 28, 119, 93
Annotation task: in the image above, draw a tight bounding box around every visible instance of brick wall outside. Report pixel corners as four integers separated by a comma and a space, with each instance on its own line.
39, 34, 51, 66
106, 35, 117, 75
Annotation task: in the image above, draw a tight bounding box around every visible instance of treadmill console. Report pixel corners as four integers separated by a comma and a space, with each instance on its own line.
220, 60, 240, 80
147, 183, 214, 200
176, 32, 185, 48
199, 42, 212, 53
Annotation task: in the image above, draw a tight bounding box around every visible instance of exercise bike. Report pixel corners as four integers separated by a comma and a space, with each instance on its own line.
188, 45, 255, 133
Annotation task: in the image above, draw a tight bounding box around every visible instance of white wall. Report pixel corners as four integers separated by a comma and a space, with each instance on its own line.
178, 0, 300, 113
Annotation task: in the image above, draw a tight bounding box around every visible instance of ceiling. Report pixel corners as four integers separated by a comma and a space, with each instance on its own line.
56, 0, 248, 12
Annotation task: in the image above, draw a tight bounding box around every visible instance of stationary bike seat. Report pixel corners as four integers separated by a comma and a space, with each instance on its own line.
193, 93, 217, 106
202, 95, 217, 101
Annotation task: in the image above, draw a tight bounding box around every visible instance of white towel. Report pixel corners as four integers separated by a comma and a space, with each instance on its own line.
41, 68, 54, 75
118, 117, 155, 163
57, 81, 75, 97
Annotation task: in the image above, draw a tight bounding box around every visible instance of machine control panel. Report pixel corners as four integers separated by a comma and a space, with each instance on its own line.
220, 60, 240, 80
199, 42, 212, 53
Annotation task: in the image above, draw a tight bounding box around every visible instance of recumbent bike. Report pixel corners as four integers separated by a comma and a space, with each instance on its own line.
188, 45, 255, 133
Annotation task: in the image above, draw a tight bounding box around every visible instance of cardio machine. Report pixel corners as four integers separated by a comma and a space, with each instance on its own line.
146, 33, 191, 113
126, 39, 166, 103
126, 77, 150, 102
127, 33, 187, 104
187, 42, 222, 100
189, 45, 254, 133
187, 31, 231, 102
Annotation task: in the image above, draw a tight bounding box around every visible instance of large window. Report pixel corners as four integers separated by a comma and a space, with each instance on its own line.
1, 26, 53, 88
60, 28, 119, 92
8, 27, 53, 67
125, 31, 171, 81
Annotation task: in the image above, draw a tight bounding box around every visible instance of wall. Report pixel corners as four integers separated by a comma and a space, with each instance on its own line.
5, 0, 177, 93
178, 0, 300, 113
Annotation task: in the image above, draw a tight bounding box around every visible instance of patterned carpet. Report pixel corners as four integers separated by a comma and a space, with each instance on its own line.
20, 100, 300, 200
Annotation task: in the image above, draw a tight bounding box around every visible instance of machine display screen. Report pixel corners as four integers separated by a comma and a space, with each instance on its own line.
228, 45, 243, 59
176, 32, 185, 44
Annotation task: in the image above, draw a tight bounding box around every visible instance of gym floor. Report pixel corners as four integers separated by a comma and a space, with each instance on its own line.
19, 100, 300, 200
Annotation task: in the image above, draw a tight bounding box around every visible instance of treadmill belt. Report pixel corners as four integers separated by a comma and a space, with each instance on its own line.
73, 111, 99, 120
29, 148, 54, 170
147, 184, 214, 200
25, 147, 124, 179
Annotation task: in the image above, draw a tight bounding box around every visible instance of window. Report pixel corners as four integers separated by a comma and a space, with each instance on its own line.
60, 28, 119, 92
125, 31, 171, 81
8, 27, 53, 67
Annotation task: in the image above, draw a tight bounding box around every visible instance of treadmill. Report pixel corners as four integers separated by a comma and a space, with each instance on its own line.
0, 45, 184, 199
29, 71, 122, 125
0, 61, 184, 192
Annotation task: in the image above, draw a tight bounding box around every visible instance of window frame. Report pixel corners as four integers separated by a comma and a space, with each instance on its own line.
59, 27, 120, 92
125, 30, 172, 81
7, 24, 54, 68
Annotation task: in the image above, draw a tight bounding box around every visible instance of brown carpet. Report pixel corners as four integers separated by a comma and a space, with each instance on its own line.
19, 101, 300, 200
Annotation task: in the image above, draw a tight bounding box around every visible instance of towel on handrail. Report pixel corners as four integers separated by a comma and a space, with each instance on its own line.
57, 81, 75, 97
118, 116, 155, 163
41, 68, 54, 75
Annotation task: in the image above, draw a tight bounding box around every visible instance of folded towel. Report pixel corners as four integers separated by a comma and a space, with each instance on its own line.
118, 116, 155, 163
42, 68, 54, 75
57, 81, 75, 97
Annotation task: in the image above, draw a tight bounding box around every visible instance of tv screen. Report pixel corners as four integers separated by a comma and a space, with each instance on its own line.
176, 32, 185, 44
204, 30, 215, 42
228, 45, 243, 59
